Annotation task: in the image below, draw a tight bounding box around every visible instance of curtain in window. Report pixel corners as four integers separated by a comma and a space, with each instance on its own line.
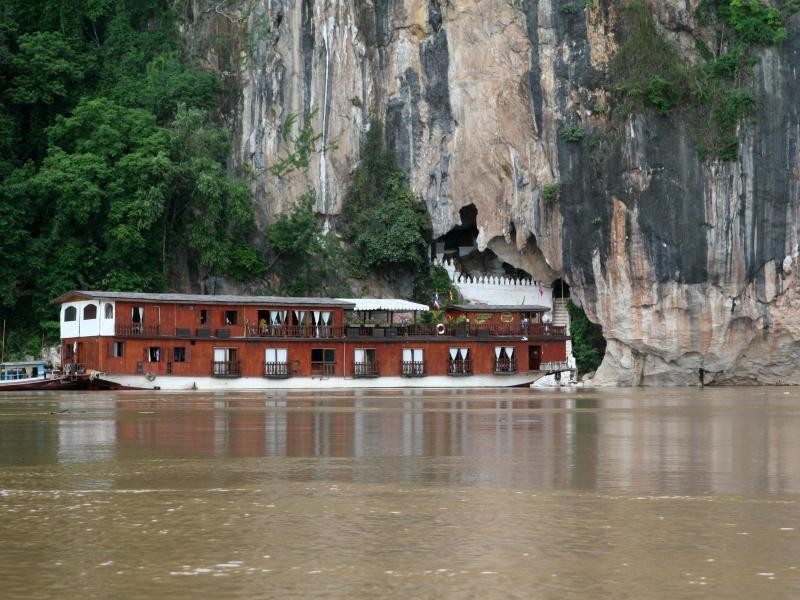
280, 311, 288, 324
402, 349, 412, 362
413, 349, 424, 361
460, 348, 469, 359
506, 347, 515, 358
494, 347, 502, 359
449, 348, 457, 360
270, 310, 279, 324
322, 311, 332, 325
214, 348, 227, 362
265, 348, 277, 363
276, 348, 287, 362
354, 349, 365, 363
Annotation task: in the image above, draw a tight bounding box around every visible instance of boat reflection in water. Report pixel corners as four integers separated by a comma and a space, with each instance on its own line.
3, 387, 800, 599
47, 388, 799, 494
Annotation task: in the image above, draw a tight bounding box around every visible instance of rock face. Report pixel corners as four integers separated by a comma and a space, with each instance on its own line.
178, 0, 800, 385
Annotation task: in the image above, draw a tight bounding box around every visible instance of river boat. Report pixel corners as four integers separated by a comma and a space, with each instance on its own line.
0, 360, 75, 391
54, 291, 571, 390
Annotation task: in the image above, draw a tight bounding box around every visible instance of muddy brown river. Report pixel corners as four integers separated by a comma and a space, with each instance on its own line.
1, 387, 799, 598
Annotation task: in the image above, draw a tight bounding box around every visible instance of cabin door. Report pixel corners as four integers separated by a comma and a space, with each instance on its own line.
528, 345, 542, 370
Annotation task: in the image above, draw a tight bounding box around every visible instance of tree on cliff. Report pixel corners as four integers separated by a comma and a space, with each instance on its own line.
0, 0, 260, 356
566, 301, 606, 376
341, 122, 442, 302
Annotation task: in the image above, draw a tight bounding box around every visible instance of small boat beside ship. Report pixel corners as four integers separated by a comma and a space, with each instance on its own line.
0, 360, 79, 391
53, 290, 571, 391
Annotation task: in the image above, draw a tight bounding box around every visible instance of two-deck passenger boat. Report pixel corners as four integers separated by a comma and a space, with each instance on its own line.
54, 291, 570, 390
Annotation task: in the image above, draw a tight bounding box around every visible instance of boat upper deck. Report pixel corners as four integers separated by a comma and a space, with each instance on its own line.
55, 290, 567, 341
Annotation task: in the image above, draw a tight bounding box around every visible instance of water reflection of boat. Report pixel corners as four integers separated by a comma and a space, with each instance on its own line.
0, 360, 77, 391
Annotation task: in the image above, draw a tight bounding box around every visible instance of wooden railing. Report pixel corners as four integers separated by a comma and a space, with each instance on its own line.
448, 359, 472, 376
540, 360, 571, 373
353, 361, 379, 377
115, 323, 160, 336
212, 360, 240, 377
401, 361, 426, 377
494, 357, 518, 374
311, 362, 336, 377
117, 321, 567, 340
246, 324, 340, 338
264, 362, 290, 378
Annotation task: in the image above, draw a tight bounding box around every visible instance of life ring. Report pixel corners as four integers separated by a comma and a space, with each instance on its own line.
145, 371, 156, 382
436, 323, 446, 335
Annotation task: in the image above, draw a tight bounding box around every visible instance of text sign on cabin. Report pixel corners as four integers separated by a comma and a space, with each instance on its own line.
500, 313, 513, 323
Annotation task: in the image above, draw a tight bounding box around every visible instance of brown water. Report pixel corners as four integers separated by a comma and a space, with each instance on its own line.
1, 387, 799, 599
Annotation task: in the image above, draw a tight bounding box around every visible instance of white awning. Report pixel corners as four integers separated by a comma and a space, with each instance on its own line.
338, 298, 429, 312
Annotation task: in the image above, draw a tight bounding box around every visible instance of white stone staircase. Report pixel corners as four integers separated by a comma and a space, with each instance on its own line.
551, 298, 575, 371
552, 298, 570, 329
534, 298, 577, 386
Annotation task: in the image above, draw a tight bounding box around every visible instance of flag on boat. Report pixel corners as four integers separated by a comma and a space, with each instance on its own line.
433, 293, 441, 309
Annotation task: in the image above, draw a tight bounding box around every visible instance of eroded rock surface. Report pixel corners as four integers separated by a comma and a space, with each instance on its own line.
179, 0, 800, 385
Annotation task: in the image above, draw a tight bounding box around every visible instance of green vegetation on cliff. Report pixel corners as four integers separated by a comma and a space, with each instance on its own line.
566, 301, 606, 376
610, 0, 798, 161
342, 122, 449, 303
0, 0, 260, 356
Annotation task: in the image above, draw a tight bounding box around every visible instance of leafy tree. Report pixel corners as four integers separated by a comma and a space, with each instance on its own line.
342, 121, 436, 300
267, 191, 342, 295
566, 301, 606, 376
0, 0, 261, 357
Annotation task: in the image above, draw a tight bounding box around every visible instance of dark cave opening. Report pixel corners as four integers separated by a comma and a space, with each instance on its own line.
435, 205, 533, 280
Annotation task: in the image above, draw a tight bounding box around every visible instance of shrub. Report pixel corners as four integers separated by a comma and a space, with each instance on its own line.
610, 0, 793, 161
542, 183, 560, 205
566, 301, 606, 376
560, 124, 586, 142
713, 89, 757, 128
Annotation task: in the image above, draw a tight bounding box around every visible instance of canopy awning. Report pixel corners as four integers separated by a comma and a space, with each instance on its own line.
338, 298, 430, 312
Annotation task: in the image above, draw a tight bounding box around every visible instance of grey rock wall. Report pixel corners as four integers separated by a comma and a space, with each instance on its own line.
178, 0, 800, 385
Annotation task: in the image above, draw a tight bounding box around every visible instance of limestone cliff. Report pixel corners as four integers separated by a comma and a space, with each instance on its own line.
178, 0, 800, 385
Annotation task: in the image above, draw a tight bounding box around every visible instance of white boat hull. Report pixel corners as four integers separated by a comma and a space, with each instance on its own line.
98, 372, 546, 390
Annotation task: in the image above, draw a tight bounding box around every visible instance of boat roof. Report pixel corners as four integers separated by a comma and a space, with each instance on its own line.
338, 298, 430, 312
1, 360, 49, 367
448, 304, 551, 312
52, 290, 356, 309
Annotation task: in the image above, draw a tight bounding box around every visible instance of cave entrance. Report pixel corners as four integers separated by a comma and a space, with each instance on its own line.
552, 278, 570, 299
435, 204, 535, 280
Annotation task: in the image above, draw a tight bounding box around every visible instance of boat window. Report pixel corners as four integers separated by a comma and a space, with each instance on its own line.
354, 348, 376, 363
104, 303, 113, 319
265, 348, 288, 363
64, 306, 77, 322
312, 348, 335, 363
148, 347, 161, 362
200, 309, 208, 324
112, 342, 124, 357
132, 307, 144, 323
402, 349, 424, 362
225, 310, 238, 325
83, 304, 97, 320
173, 347, 186, 362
